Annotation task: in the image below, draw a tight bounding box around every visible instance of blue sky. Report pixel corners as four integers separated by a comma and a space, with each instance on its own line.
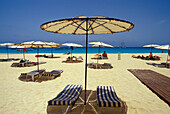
0, 0, 170, 47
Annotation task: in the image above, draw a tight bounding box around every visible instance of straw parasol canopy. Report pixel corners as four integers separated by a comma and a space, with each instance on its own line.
40, 16, 134, 105
0, 43, 14, 59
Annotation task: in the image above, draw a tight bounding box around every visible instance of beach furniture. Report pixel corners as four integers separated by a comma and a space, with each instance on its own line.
96, 86, 124, 114
47, 84, 83, 114
11, 60, 46, 67
19, 69, 46, 82
146, 62, 170, 68
0, 58, 21, 62
91, 54, 108, 60
36, 70, 63, 82
62, 56, 83, 63
44, 55, 60, 58
87, 63, 113, 69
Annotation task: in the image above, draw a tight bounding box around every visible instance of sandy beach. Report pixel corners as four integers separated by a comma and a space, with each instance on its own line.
0, 53, 169, 114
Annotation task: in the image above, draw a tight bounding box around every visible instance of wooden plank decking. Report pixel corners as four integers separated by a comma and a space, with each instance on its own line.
128, 69, 170, 106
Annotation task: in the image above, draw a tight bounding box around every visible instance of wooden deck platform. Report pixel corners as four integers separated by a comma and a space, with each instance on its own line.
128, 69, 170, 106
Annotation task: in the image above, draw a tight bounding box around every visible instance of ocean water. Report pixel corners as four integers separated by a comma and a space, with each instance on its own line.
0, 47, 167, 54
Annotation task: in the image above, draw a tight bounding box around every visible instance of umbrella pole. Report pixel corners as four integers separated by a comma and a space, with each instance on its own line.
6, 46, 9, 59
37, 47, 39, 72
71, 49, 72, 62
151, 47, 152, 53
23, 50, 25, 60
166, 46, 170, 66
97, 46, 100, 67
84, 19, 88, 105
51, 48, 53, 57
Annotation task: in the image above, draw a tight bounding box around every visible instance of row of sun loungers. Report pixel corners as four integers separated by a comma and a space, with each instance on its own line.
132, 55, 160, 60
18, 69, 63, 82
62, 56, 83, 63
47, 84, 125, 114
35, 54, 61, 58
0, 58, 21, 62
91, 55, 108, 60
44, 55, 60, 58
11, 60, 46, 67
87, 62, 113, 69
146, 62, 170, 68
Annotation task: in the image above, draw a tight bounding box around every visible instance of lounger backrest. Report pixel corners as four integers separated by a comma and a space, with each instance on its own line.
42, 70, 63, 76
48, 84, 82, 105
97, 86, 122, 107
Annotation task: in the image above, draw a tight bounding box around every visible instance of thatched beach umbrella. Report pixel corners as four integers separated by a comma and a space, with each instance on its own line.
40, 16, 134, 104
0, 43, 14, 59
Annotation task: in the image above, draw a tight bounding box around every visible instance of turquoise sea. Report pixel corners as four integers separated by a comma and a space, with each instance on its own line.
0, 47, 167, 54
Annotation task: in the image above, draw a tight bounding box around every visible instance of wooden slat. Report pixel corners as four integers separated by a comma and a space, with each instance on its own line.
128, 69, 170, 106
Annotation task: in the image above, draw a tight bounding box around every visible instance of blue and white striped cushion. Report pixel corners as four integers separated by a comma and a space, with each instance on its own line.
48, 84, 82, 105
97, 86, 122, 107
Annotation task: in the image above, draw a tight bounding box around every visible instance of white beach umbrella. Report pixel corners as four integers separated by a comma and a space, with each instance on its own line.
45, 42, 60, 56
155, 45, 170, 50
62, 43, 83, 47
15, 41, 51, 72
155, 45, 170, 64
40, 16, 134, 105
9, 45, 28, 60
89, 41, 113, 53
143, 44, 160, 53
0, 43, 14, 59
89, 42, 114, 64
143, 44, 160, 48
8, 46, 26, 48
62, 43, 83, 58
89, 42, 114, 48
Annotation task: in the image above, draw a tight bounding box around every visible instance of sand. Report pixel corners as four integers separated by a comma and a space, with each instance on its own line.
0, 53, 169, 114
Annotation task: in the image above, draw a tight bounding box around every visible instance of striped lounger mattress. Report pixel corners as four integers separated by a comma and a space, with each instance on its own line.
48, 84, 82, 106
97, 86, 122, 107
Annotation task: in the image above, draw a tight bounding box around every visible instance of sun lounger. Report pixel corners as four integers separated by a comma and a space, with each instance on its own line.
47, 84, 82, 113
146, 62, 170, 68
19, 69, 46, 82
96, 86, 125, 114
44, 55, 60, 58
11, 60, 46, 67
87, 63, 113, 69
37, 70, 63, 82
91, 55, 108, 60
102, 63, 112, 69
35, 61, 47, 65
62, 56, 83, 63
0, 58, 19, 62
